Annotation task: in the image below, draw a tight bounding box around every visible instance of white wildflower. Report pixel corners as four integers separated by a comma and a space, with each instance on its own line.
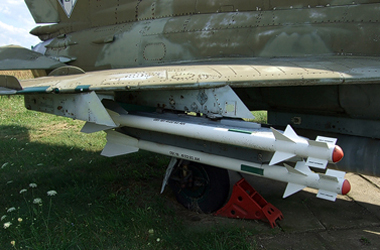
11, 241, 15, 246
18, 218, 22, 222
19, 189, 27, 194
1, 215, 6, 221
3, 222, 12, 229
148, 229, 154, 234
68, 158, 72, 162
33, 198, 42, 204
47, 190, 57, 196
29, 183, 37, 188
7, 207, 16, 213
156, 238, 161, 242
1, 162, 9, 169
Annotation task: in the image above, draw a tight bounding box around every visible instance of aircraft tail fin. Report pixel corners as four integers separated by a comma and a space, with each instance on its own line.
25, 0, 61, 24
25, 0, 85, 24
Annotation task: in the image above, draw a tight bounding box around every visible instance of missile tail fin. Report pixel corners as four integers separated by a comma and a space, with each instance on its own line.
283, 125, 300, 141
269, 151, 296, 165
81, 122, 115, 133
283, 183, 306, 198
271, 127, 296, 143
284, 163, 307, 176
101, 130, 139, 157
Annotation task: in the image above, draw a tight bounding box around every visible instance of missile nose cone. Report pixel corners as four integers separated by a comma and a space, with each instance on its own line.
332, 145, 344, 163
341, 179, 351, 195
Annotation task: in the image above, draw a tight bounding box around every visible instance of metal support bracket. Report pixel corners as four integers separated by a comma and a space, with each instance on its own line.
24, 92, 117, 127
118, 85, 254, 119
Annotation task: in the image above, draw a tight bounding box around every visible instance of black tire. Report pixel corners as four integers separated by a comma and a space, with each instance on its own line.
168, 162, 230, 213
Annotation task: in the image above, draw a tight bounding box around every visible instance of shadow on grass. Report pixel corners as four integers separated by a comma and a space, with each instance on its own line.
0, 125, 254, 250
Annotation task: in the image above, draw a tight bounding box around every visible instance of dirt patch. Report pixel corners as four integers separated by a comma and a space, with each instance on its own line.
29, 122, 80, 141
0, 70, 34, 79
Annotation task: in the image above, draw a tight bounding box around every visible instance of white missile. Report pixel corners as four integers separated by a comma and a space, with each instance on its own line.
101, 111, 344, 168
101, 130, 351, 201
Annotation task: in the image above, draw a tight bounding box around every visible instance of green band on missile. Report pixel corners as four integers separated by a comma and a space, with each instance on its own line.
228, 129, 252, 134
241, 164, 264, 175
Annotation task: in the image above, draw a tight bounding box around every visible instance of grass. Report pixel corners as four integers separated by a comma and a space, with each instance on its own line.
0, 95, 260, 249
250, 111, 267, 124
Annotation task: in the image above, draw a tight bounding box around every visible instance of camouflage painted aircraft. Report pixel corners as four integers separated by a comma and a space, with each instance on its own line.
1, 0, 380, 213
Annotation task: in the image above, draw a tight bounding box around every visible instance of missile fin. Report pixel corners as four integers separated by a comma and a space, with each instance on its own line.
271, 127, 296, 143
316, 136, 337, 145
106, 109, 121, 117
316, 190, 337, 201
283, 125, 300, 141
269, 151, 296, 165
283, 183, 306, 198
318, 173, 338, 183
325, 169, 346, 179
284, 163, 307, 176
102, 143, 139, 157
294, 160, 313, 174
306, 157, 328, 169
319, 169, 346, 183
307, 140, 329, 148
81, 121, 116, 133
101, 130, 139, 157
308, 136, 337, 148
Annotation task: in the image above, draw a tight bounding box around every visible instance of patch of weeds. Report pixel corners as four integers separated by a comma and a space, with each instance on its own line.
1, 183, 62, 249
359, 236, 371, 246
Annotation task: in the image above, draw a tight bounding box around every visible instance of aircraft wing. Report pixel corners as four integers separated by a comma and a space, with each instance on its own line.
0, 45, 65, 71
1, 56, 380, 94
2, 56, 375, 201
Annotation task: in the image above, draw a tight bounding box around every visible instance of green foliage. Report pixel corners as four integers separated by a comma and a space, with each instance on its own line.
250, 111, 268, 124
0, 96, 256, 249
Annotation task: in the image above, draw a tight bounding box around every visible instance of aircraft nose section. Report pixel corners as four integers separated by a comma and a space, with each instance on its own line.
332, 145, 344, 163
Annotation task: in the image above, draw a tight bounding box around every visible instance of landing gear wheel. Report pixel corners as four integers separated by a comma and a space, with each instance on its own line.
168, 161, 230, 213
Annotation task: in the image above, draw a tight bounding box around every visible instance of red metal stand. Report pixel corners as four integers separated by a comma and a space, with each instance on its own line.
214, 178, 283, 228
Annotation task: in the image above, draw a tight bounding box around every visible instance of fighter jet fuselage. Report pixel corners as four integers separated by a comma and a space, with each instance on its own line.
30, 1, 380, 71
